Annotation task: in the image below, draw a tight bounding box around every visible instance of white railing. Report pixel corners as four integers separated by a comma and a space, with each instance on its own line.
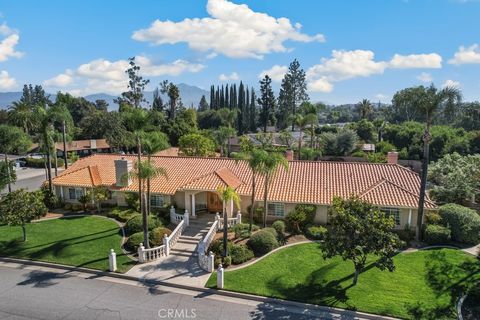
197, 219, 219, 272
170, 206, 189, 226
138, 243, 167, 263
168, 219, 185, 249
138, 213, 187, 263
217, 212, 242, 230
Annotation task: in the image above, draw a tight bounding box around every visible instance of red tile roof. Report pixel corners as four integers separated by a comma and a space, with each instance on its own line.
52, 154, 435, 209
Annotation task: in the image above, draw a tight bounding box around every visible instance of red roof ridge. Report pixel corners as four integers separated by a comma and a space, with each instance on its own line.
360, 178, 436, 207
52, 165, 90, 182
87, 165, 101, 186
214, 167, 244, 189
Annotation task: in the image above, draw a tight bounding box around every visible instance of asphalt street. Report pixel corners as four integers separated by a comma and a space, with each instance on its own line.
1, 168, 61, 194
0, 266, 362, 320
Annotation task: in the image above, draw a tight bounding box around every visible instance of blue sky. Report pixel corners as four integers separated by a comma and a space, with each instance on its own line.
0, 0, 479, 104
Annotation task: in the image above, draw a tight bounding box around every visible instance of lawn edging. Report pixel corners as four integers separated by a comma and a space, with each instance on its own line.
0, 256, 398, 320
227, 240, 314, 271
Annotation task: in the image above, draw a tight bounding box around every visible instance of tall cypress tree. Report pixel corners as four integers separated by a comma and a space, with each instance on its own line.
220, 85, 225, 109
237, 81, 245, 134
225, 84, 229, 109
215, 86, 220, 110
210, 85, 215, 110
245, 87, 250, 132
249, 88, 257, 132
233, 84, 237, 110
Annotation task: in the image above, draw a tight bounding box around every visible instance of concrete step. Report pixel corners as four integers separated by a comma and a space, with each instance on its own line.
177, 238, 199, 245
179, 234, 203, 241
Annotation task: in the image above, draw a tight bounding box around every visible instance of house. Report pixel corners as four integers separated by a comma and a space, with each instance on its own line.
50, 152, 436, 233
30, 139, 113, 158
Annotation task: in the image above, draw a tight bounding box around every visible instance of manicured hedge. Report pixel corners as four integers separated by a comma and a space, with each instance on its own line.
438, 204, 480, 244
306, 224, 327, 240
247, 230, 279, 256
233, 223, 259, 239
124, 214, 162, 236
272, 220, 286, 237
26, 157, 64, 168
230, 244, 254, 265
424, 224, 451, 245
124, 232, 144, 251
107, 208, 139, 223
149, 227, 172, 247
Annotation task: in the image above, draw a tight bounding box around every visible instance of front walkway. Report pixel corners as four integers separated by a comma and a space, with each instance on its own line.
126, 213, 216, 287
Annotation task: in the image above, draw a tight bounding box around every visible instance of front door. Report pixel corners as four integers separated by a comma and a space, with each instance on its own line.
207, 192, 223, 213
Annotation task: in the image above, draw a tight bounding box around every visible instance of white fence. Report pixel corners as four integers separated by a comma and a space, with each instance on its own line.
217, 212, 241, 230
170, 206, 189, 226
137, 219, 186, 263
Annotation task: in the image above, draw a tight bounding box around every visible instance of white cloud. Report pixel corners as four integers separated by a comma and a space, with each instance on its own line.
389, 53, 442, 69
258, 65, 288, 82
374, 94, 389, 102
219, 72, 239, 81
417, 72, 433, 83
132, 0, 325, 59
442, 79, 461, 88
0, 22, 23, 62
43, 69, 74, 87
308, 77, 333, 93
0, 70, 16, 89
43, 56, 204, 95
306, 49, 443, 92
449, 44, 480, 65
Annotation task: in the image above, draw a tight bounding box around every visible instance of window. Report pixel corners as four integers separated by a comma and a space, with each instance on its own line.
150, 194, 165, 208
267, 203, 285, 217
381, 207, 401, 226
68, 188, 84, 200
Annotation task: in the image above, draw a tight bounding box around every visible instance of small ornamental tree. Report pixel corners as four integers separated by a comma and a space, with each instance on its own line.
0, 189, 47, 241
322, 196, 401, 285
87, 186, 109, 213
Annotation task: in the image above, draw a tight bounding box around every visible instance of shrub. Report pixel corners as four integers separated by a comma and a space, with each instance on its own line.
247, 230, 279, 256
25, 157, 64, 168
64, 203, 72, 210
424, 224, 451, 245
285, 204, 316, 233
209, 239, 233, 257
107, 208, 139, 223
425, 211, 442, 225
396, 223, 415, 243
438, 204, 480, 244
233, 223, 259, 239
124, 232, 144, 252
230, 244, 254, 264
272, 220, 286, 237
306, 224, 327, 240
222, 255, 232, 267
71, 203, 83, 212
124, 214, 162, 236
149, 227, 172, 247
124, 192, 140, 211
263, 227, 278, 238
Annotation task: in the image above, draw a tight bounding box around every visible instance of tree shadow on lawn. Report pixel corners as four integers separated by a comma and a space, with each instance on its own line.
264, 260, 378, 311
406, 249, 480, 319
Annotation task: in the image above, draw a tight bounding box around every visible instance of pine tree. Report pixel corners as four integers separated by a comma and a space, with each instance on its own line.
210, 85, 215, 110
198, 95, 209, 111
281, 59, 309, 131
258, 76, 276, 133
237, 81, 245, 134
152, 87, 164, 112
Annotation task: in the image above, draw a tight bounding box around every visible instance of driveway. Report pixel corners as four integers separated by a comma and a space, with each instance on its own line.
1, 167, 63, 193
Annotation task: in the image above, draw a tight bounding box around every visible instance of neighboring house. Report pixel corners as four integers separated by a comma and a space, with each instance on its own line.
50, 152, 435, 233
30, 139, 113, 158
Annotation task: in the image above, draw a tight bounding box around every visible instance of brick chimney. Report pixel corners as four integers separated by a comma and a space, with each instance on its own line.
114, 157, 132, 187
285, 150, 294, 161
387, 152, 399, 165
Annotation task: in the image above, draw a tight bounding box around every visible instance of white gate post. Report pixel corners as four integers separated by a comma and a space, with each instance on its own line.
163, 234, 170, 256
138, 243, 145, 263
217, 264, 224, 289
237, 212, 242, 224
109, 249, 117, 272
208, 251, 215, 273
184, 209, 189, 226
170, 206, 176, 224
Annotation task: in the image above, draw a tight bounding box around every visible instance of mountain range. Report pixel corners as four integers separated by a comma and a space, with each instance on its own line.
0, 83, 209, 111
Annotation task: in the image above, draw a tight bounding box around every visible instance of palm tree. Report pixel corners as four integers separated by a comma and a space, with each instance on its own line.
217, 108, 238, 156
142, 131, 170, 215
294, 113, 317, 160
48, 103, 73, 170
356, 99, 374, 120
416, 85, 461, 241
8, 101, 38, 135
258, 152, 289, 228
217, 186, 241, 258
234, 145, 268, 232
124, 160, 167, 248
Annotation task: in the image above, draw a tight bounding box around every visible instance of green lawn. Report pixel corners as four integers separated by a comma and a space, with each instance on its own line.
0, 216, 136, 272
207, 243, 480, 319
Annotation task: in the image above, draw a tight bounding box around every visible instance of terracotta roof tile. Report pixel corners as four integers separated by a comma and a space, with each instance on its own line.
52, 154, 435, 209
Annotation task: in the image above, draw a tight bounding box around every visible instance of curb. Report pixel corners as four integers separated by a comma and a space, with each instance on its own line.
457, 294, 467, 320
0, 256, 398, 320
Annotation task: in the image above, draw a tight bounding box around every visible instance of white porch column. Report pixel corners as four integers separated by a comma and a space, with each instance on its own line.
59, 186, 64, 200
408, 209, 412, 226
191, 193, 196, 218
184, 209, 189, 226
